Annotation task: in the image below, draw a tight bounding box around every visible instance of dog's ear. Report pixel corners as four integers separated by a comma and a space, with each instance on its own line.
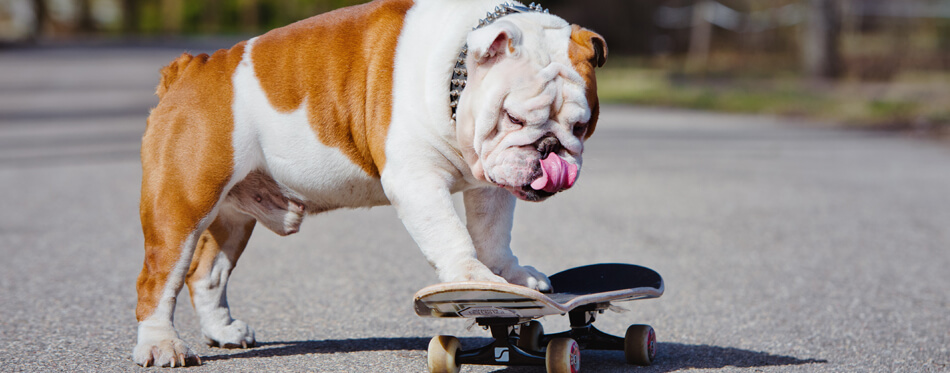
570, 25, 607, 68
468, 20, 522, 64
590, 33, 607, 68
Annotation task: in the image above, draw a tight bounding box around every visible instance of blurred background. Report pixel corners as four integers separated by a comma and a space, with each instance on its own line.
2, 0, 949, 135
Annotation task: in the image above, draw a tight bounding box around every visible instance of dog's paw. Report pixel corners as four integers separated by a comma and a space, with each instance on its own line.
133, 337, 200, 368
499, 265, 551, 292
441, 258, 508, 283
203, 319, 256, 349
134, 321, 201, 367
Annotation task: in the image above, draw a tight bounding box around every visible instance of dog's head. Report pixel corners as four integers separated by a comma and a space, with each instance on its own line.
456, 13, 606, 202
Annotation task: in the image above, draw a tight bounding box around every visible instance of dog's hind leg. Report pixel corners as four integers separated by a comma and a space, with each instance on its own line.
134, 162, 249, 367
134, 163, 238, 367
134, 39, 249, 368
135, 188, 222, 368
185, 204, 257, 349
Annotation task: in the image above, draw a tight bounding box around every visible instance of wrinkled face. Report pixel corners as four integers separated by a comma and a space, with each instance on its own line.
457, 14, 606, 202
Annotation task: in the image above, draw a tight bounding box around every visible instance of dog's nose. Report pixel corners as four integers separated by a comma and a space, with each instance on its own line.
535, 136, 560, 158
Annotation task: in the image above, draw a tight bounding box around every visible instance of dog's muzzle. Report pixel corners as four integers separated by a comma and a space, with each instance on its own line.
535, 135, 561, 158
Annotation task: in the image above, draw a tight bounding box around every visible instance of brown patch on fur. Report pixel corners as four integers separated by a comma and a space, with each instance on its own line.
568, 25, 607, 139
250, 0, 414, 177
156, 54, 193, 99
137, 42, 246, 321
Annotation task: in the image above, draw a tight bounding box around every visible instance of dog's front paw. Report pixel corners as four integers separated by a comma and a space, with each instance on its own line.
499, 265, 551, 292
133, 336, 199, 368
441, 258, 508, 283
203, 319, 256, 349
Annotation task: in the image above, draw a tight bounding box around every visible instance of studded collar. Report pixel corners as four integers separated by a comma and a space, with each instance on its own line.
449, 2, 549, 121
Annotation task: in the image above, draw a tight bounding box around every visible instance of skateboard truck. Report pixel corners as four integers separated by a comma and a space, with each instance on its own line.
452, 318, 547, 366
454, 305, 631, 365
543, 304, 627, 350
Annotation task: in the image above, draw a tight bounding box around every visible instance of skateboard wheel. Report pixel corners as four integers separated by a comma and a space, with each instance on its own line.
545, 338, 580, 373
518, 320, 544, 352
427, 335, 461, 373
624, 324, 656, 366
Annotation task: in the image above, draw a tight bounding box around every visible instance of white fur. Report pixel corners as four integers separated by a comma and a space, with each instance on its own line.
189, 207, 257, 348
385, 0, 587, 285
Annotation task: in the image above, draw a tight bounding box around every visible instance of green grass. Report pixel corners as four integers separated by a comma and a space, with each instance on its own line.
597, 66, 950, 133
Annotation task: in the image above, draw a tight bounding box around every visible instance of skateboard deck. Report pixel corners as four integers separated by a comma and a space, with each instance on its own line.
417, 264, 665, 371
414, 263, 664, 319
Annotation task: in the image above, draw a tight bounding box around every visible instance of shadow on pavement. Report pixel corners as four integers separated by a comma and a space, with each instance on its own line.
200, 337, 432, 363
202, 338, 827, 371
643, 342, 827, 372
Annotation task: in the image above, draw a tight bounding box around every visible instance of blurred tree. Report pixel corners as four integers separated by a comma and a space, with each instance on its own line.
687, 0, 712, 74
239, 0, 259, 33
31, 0, 50, 37
203, 0, 222, 33
78, 0, 95, 32
121, 0, 139, 34
801, 0, 842, 79
162, 0, 183, 33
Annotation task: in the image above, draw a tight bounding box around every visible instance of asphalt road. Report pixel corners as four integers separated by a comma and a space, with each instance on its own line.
1, 43, 948, 372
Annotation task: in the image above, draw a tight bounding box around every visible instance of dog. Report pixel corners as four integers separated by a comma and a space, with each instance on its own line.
135, 0, 605, 367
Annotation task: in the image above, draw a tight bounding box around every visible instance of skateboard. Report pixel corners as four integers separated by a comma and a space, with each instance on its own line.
414, 263, 664, 373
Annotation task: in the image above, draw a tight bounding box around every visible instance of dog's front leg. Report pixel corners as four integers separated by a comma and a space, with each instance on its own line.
464, 187, 551, 291
384, 172, 505, 283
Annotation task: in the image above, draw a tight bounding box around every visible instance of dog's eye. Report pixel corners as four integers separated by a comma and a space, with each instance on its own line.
573, 122, 588, 137
507, 112, 524, 126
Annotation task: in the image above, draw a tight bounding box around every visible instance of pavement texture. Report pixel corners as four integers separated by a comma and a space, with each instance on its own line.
1, 43, 948, 372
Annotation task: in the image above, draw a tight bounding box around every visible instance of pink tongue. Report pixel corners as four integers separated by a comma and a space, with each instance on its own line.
530, 153, 578, 193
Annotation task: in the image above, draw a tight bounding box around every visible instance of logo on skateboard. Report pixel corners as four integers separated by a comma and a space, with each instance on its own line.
494, 347, 509, 362
458, 306, 520, 318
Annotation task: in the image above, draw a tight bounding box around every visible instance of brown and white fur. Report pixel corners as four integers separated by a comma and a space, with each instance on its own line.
135, 0, 606, 367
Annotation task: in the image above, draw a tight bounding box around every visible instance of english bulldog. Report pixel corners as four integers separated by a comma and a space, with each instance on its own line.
135, 0, 606, 367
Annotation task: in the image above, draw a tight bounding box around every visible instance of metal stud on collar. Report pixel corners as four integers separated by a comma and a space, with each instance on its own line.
449, 2, 549, 121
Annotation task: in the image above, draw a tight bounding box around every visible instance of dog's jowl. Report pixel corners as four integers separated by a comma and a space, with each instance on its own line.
135, 0, 606, 367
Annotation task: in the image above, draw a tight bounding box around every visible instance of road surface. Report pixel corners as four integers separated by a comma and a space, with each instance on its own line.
1, 43, 948, 372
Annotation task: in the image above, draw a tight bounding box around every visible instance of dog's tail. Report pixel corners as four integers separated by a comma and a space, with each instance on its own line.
155, 53, 197, 100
